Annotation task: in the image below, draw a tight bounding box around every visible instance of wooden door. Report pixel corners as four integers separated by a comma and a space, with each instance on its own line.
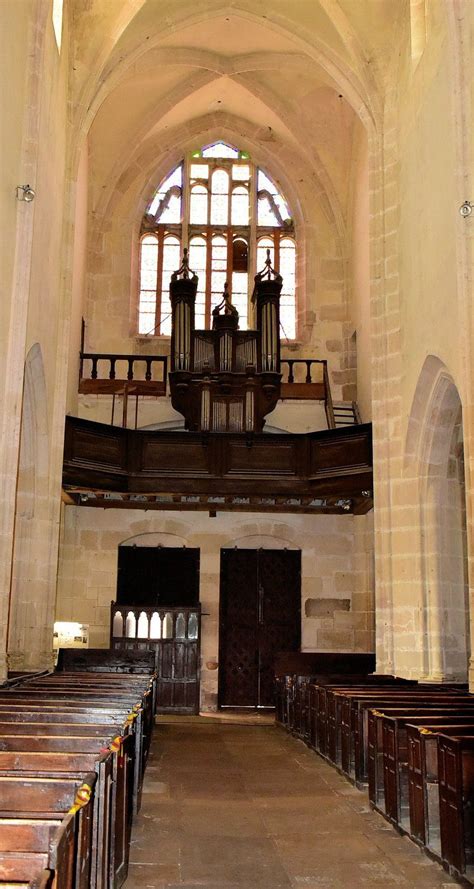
218, 549, 301, 708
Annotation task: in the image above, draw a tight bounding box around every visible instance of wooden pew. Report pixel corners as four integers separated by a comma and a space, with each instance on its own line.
377, 708, 474, 828
0, 696, 145, 816
4, 682, 155, 791
0, 731, 134, 889
0, 817, 75, 889
0, 656, 155, 889
325, 688, 467, 776
273, 652, 377, 735
0, 737, 111, 754
0, 774, 96, 889
345, 691, 471, 784
407, 723, 474, 856
310, 678, 416, 759
438, 734, 474, 880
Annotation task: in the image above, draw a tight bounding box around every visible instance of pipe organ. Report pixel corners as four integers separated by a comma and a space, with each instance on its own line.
169, 250, 282, 433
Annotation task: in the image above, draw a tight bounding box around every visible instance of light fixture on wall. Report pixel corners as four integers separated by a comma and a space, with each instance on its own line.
16, 184, 36, 203
459, 201, 473, 217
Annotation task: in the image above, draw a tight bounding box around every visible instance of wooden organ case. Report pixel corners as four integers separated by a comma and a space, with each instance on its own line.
168, 249, 283, 432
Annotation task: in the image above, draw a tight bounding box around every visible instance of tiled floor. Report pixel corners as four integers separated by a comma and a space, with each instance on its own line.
124, 722, 458, 888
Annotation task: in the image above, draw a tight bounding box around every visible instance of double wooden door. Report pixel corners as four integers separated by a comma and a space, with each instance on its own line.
218, 549, 301, 708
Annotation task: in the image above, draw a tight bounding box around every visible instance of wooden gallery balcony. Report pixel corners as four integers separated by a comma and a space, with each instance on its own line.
62, 416, 373, 515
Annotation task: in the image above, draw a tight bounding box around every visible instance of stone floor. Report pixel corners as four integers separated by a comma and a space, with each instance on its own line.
124, 721, 458, 889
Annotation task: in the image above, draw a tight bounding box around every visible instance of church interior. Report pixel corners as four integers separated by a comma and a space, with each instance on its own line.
0, 0, 473, 887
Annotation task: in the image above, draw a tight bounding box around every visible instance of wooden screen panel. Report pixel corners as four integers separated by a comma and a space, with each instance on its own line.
310, 433, 371, 475
224, 439, 297, 476
140, 436, 211, 474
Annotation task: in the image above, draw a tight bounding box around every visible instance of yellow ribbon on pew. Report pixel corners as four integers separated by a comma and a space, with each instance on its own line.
371, 710, 383, 717
126, 709, 140, 725
110, 735, 123, 753
420, 728, 433, 735
68, 782, 92, 815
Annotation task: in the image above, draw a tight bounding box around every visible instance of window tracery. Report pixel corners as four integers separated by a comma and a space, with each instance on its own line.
138, 141, 296, 339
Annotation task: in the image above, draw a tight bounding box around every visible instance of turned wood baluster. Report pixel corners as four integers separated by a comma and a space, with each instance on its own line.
305, 360, 312, 384
287, 360, 294, 384
109, 358, 116, 380
145, 359, 152, 382
127, 358, 134, 381
91, 357, 98, 380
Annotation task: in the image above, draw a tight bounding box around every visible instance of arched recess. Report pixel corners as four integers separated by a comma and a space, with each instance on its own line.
8, 344, 50, 672
225, 534, 299, 550
119, 531, 188, 547
406, 356, 469, 682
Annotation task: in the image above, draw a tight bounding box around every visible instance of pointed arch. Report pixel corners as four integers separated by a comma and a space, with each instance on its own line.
406, 356, 469, 682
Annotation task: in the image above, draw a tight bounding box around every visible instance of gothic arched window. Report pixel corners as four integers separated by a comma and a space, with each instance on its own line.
138, 142, 296, 339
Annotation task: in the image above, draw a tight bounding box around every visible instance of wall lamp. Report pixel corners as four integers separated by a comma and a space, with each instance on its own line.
459, 201, 473, 217
16, 184, 36, 202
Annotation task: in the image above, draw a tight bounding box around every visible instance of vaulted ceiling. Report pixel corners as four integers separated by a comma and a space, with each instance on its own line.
72, 1, 404, 232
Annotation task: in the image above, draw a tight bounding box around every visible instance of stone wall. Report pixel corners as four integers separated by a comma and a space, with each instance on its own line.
56, 507, 375, 711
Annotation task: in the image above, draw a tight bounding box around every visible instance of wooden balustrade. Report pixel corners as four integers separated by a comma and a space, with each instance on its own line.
77, 351, 343, 432
79, 353, 168, 396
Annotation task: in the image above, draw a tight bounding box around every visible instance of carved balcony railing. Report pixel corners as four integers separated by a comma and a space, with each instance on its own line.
79, 353, 168, 394
79, 352, 168, 427
78, 351, 342, 429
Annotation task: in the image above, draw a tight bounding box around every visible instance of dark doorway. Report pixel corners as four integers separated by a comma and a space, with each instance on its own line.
218, 548, 301, 708
114, 545, 201, 714
117, 546, 199, 607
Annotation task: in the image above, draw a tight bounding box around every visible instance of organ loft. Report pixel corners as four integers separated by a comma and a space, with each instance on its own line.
169, 248, 283, 433
1, 1, 472, 889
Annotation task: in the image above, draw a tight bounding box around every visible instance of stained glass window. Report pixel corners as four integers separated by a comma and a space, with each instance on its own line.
148, 166, 182, 222
190, 184, 208, 224
211, 236, 228, 313
138, 146, 297, 337
189, 236, 207, 329
279, 238, 296, 340
138, 235, 158, 335
160, 236, 181, 336
211, 170, 229, 225
202, 142, 239, 158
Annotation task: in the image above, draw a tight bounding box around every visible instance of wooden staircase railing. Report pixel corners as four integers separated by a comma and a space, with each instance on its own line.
281, 358, 336, 429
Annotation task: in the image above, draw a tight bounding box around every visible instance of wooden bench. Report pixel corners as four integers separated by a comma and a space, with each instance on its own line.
0, 816, 72, 889
371, 706, 474, 823
342, 690, 471, 784
0, 730, 134, 889
407, 722, 474, 856
437, 734, 474, 879
0, 774, 96, 889
0, 659, 155, 889
0, 695, 145, 815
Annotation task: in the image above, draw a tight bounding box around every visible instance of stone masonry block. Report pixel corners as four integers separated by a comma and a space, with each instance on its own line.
305, 597, 350, 618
